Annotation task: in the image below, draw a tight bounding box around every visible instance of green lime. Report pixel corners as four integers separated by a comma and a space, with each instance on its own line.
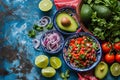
35, 55, 49, 68
110, 63, 120, 76
41, 67, 56, 77
50, 57, 62, 69
38, 0, 53, 12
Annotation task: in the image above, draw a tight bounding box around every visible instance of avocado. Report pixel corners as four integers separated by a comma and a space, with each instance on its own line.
95, 61, 108, 79
56, 12, 78, 32
80, 4, 93, 22
93, 5, 111, 19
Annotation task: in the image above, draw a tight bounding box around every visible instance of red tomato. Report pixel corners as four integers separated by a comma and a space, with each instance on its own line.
105, 53, 115, 64
102, 42, 112, 53
76, 38, 83, 44
115, 53, 120, 63
114, 42, 120, 51
70, 39, 75, 44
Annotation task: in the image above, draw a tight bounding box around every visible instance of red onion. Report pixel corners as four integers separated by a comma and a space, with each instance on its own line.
42, 32, 61, 51
33, 39, 40, 50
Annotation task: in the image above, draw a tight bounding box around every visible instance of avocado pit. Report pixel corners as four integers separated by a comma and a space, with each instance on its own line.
61, 17, 71, 27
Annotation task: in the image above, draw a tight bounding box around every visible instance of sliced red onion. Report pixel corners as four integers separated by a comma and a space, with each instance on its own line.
42, 32, 61, 52
38, 16, 51, 27
33, 39, 40, 50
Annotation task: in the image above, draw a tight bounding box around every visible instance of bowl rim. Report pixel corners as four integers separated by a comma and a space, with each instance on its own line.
40, 30, 64, 54
53, 7, 81, 35
76, 0, 92, 34
62, 32, 102, 72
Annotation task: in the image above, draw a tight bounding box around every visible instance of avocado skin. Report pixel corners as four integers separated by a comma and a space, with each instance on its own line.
95, 61, 108, 79
93, 5, 111, 19
56, 12, 78, 32
80, 4, 93, 22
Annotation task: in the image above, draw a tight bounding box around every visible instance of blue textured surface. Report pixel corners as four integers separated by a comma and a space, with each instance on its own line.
0, 0, 120, 80
0, 0, 78, 80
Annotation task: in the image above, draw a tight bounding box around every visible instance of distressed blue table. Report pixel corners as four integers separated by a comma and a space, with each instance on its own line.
0, 0, 120, 80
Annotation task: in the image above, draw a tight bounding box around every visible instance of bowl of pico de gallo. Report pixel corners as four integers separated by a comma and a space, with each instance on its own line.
63, 32, 102, 72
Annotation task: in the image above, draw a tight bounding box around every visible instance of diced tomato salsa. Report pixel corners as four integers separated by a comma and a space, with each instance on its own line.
65, 36, 99, 68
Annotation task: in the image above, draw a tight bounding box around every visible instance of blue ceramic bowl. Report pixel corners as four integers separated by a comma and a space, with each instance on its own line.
63, 32, 102, 72
53, 7, 80, 35
40, 30, 64, 54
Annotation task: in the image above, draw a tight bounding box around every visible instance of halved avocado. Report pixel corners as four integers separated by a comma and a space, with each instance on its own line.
56, 12, 78, 32
95, 61, 108, 79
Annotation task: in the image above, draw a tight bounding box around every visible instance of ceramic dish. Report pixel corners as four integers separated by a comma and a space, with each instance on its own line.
40, 30, 64, 54
63, 32, 102, 72
53, 7, 81, 35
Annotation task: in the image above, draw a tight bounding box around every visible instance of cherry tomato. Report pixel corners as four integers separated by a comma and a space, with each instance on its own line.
105, 53, 115, 64
114, 42, 120, 51
115, 53, 120, 63
102, 42, 112, 53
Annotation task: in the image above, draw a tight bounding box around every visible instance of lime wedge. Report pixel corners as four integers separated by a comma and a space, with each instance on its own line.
41, 67, 56, 77
39, 0, 53, 12
50, 57, 62, 69
35, 55, 49, 68
110, 63, 120, 76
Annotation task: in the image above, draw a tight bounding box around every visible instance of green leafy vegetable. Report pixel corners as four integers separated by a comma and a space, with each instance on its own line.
60, 70, 70, 80
33, 24, 43, 31
28, 30, 36, 38
46, 23, 53, 30
83, 0, 120, 42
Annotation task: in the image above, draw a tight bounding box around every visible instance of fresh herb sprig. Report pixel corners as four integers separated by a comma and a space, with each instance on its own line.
84, 0, 120, 42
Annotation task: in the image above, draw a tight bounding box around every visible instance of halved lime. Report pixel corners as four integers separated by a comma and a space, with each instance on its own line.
35, 55, 49, 68
38, 0, 53, 12
41, 67, 56, 77
110, 63, 120, 76
50, 57, 62, 69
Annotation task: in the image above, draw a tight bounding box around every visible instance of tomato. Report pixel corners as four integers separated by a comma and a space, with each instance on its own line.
114, 42, 120, 51
115, 53, 120, 63
70, 39, 75, 44
105, 53, 115, 64
102, 42, 112, 53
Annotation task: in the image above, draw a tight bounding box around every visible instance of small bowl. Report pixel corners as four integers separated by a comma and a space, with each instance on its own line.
63, 32, 102, 72
53, 7, 81, 35
40, 30, 64, 54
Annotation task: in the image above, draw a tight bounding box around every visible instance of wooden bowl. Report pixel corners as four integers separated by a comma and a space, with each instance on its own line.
76, 0, 92, 34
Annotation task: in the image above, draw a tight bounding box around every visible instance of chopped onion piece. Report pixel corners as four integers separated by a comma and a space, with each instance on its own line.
33, 39, 40, 49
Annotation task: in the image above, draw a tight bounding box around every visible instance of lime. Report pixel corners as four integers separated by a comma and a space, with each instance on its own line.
35, 55, 49, 68
110, 63, 120, 76
41, 67, 56, 77
38, 0, 53, 12
50, 57, 62, 69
